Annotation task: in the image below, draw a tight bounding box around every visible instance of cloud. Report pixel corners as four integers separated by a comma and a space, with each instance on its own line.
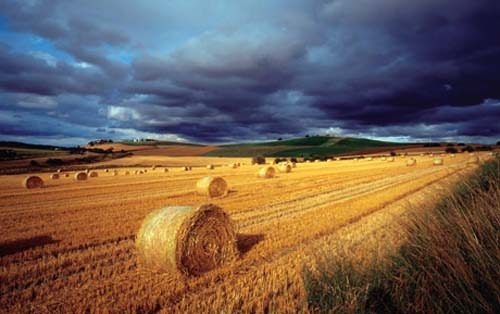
0, 0, 499, 144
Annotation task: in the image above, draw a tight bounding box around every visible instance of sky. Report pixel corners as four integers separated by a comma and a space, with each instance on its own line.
0, 0, 499, 146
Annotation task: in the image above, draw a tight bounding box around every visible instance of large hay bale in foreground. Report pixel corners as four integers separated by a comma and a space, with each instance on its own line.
196, 176, 228, 198
23, 175, 44, 189
279, 164, 292, 173
89, 171, 98, 178
136, 204, 238, 276
433, 158, 443, 166
406, 158, 416, 166
50, 173, 60, 180
74, 172, 88, 181
258, 166, 275, 178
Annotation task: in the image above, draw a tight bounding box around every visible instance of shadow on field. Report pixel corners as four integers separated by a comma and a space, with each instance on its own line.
237, 233, 264, 255
0, 235, 60, 257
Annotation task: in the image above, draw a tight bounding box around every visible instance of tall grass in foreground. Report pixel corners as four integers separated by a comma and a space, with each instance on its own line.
304, 158, 500, 314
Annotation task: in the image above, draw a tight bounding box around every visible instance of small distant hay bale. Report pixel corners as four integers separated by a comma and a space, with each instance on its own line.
163, 168, 169, 173
258, 166, 276, 178
229, 163, 238, 169
85, 169, 90, 174
136, 204, 238, 276
353, 158, 358, 161
315, 159, 321, 163
406, 158, 416, 166
306, 160, 311, 163
366, 157, 373, 161
381, 157, 387, 161
450, 154, 456, 157
113, 170, 119, 176
387, 157, 395, 162
433, 158, 444, 166
89, 171, 98, 178
50, 173, 60, 180
23, 175, 44, 189
74, 172, 88, 181
279, 163, 292, 173
429, 153, 434, 157
64, 173, 69, 178
326, 159, 333, 162
125, 171, 130, 175
105, 169, 109, 173
206, 164, 214, 170
291, 162, 297, 168
196, 176, 228, 198
144, 169, 148, 173
183, 166, 190, 171
57, 169, 62, 173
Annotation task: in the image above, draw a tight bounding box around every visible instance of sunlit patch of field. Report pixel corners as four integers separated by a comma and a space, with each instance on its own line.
91, 155, 248, 168
0, 153, 491, 312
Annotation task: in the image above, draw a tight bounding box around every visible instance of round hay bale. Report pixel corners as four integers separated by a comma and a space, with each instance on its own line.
429, 153, 434, 157
406, 158, 416, 166
50, 173, 60, 180
105, 169, 109, 173
366, 157, 373, 161
163, 168, 169, 173
381, 157, 387, 161
314, 159, 321, 163
326, 159, 333, 162
306, 160, 311, 163
57, 169, 62, 173
258, 166, 275, 178
64, 173, 69, 178
229, 163, 237, 169
125, 171, 130, 175
279, 164, 292, 173
183, 166, 189, 171
144, 169, 148, 173
206, 164, 214, 170
23, 175, 44, 189
291, 162, 297, 168
113, 170, 119, 176
85, 169, 90, 174
196, 176, 228, 198
74, 172, 88, 181
89, 171, 98, 178
136, 204, 238, 276
387, 157, 395, 162
433, 158, 443, 166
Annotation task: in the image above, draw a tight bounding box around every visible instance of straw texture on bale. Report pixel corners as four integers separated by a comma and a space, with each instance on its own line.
406, 158, 416, 166
136, 204, 238, 276
74, 172, 88, 181
258, 166, 276, 178
433, 158, 443, 166
279, 164, 292, 173
50, 173, 60, 180
23, 175, 44, 189
89, 171, 98, 178
206, 164, 214, 170
196, 176, 228, 198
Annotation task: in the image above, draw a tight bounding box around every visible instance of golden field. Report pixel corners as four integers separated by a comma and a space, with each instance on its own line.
0, 153, 491, 313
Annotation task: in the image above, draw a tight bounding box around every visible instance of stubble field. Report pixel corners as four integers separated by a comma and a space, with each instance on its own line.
0, 153, 488, 313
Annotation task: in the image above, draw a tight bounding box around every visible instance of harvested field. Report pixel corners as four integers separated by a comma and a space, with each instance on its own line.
0, 153, 489, 313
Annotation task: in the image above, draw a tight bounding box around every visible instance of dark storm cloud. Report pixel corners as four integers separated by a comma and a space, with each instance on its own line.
0, 0, 499, 144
